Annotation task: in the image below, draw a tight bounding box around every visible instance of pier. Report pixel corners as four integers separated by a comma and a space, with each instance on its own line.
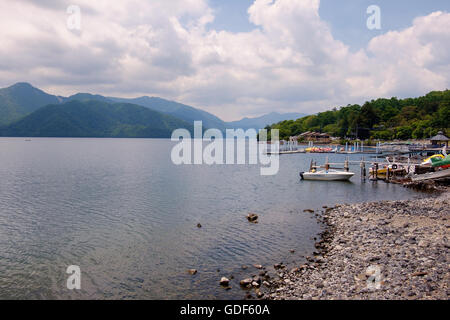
268, 141, 383, 155
306, 156, 442, 183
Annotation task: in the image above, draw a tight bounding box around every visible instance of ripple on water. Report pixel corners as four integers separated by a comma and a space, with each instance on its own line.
0, 138, 419, 299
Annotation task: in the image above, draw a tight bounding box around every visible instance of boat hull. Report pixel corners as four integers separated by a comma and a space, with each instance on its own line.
301, 171, 354, 181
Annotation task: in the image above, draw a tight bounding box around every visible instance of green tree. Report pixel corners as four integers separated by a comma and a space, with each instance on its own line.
395, 126, 413, 140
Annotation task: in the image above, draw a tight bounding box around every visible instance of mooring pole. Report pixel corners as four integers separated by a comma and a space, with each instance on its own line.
360, 159, 364, 181
375, 163, 378, 180
363, 157, 366, 181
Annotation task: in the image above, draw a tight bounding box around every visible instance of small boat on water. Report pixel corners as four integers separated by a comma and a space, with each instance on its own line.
305, 147, 335, 153
369, 164, 405, 177
369, 156, 406, 177
426, 147, 449, 169
430, 155, 450, 169
421, 154, 444, 165
300, 169, 354, 181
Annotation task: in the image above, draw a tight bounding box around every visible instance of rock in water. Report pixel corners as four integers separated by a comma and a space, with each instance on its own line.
247, 213, 259, 223
188, 269, 197, 275
274, 263, 285, 270
220, 277, 230, 286
240, 278, 253, 287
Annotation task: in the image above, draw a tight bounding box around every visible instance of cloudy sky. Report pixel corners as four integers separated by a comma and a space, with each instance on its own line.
0, 0, 449, 121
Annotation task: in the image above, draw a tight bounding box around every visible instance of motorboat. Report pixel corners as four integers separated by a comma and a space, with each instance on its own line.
300, 169, 354, 181
369, 156, 405, 177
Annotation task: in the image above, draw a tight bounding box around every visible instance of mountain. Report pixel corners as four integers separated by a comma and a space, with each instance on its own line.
109, 96, 226, 131
0, 82, 308, 136
226, 112, 307, 130
0, 83, 226, 130
0, 100, 193, 138
0, 82, 61, 125
65, 93, 111, 103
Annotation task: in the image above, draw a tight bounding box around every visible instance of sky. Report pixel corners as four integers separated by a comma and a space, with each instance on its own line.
0, 0, 449, 121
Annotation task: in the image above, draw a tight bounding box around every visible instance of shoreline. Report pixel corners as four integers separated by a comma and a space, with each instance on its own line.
265, 188, 449, 300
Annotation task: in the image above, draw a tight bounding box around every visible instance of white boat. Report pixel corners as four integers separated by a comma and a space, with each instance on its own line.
300, 169, 354, 181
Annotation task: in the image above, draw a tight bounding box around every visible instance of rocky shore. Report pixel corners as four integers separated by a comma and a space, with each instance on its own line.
266, 190, 449, 300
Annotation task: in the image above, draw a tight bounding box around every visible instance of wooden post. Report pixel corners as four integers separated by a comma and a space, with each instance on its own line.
360, 158, 366, 181
375, 163, 378, 180
360, 160, 364, 181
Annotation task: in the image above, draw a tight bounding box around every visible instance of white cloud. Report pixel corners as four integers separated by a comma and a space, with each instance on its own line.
340, 11, 450, 104
0, 0, 449, 121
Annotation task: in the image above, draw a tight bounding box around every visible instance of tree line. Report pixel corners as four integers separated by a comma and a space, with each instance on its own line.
267, 90, 450, 141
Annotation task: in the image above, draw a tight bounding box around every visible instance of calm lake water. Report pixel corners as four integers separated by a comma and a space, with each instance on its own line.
0, 138, 420, 299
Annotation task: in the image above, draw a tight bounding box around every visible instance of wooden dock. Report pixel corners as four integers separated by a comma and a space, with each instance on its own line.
411, 170, 450, 182
266, 149, 306, 155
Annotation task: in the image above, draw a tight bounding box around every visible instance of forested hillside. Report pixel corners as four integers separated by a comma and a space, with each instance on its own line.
268, 90, 450, 141
0, 100, 193, 138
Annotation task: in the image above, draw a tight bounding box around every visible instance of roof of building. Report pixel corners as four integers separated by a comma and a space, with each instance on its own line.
299, 131, 330, 137
430, 131, 450, 141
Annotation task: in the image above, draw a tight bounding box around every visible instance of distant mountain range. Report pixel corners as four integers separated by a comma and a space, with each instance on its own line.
227, 112, 307, 130
109, 96, 227, 131
0, 100, 193, 138
0, 82, 308, 138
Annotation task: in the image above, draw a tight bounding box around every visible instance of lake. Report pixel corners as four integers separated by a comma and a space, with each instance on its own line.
0, 138, 420, 299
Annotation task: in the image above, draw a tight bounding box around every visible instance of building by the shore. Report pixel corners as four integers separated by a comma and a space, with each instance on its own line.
293, 131, 331, 144
430, 131, 449, 147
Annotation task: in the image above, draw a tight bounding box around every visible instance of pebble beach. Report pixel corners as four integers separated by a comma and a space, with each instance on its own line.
267, 189, 450, 300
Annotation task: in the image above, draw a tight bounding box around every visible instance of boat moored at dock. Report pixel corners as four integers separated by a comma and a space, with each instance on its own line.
300, 157, 355, 181
300, 170, 355, 181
